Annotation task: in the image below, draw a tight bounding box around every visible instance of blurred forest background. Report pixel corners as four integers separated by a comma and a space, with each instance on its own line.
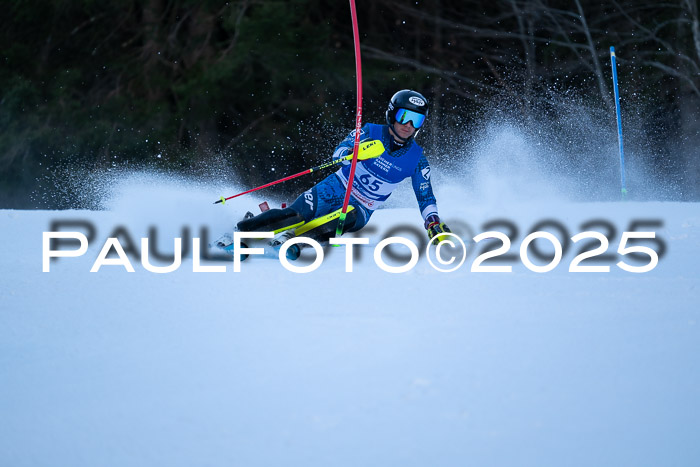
1, 0, 699, 208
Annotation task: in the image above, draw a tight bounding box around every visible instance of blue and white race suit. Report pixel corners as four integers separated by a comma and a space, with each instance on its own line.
290, 123, 439, 231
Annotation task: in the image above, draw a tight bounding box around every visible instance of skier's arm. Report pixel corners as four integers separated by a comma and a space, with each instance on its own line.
411, 153, 438, 220
332, 123, 372, 165
411, 154, 451, 242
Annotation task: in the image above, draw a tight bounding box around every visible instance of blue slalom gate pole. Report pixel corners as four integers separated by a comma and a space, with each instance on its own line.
610, 46, 628, 199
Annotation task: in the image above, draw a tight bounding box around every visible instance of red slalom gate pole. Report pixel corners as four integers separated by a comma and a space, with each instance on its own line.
335, 0, 362, 237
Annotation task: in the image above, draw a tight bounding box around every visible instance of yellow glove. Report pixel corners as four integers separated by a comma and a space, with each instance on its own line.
425, 215, 452, 244
340, 140, 385, 162
358, 140, 385, 160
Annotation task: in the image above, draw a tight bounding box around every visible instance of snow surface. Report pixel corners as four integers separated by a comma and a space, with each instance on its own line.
1, 175, 699, 466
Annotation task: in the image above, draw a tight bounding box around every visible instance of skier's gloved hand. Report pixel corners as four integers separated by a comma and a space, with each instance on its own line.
357, 140, 384, 160
425, 214, 451, 243
333, 140, 385, 165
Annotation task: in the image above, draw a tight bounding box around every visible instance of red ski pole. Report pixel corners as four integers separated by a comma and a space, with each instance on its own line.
214, 169, 315, 205
213, 140, 384, 205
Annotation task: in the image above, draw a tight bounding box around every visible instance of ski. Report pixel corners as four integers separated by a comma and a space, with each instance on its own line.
211, 211, 301, 261
211, 204, 356, 261
213, 235, 301, 261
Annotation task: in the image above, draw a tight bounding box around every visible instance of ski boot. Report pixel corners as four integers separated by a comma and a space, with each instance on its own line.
269, 230, 301, 261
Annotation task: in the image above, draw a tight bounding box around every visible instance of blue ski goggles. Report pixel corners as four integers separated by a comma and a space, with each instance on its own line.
395, 108, 426, 128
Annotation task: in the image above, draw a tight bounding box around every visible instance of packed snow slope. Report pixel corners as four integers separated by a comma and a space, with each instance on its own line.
1, 175, 699, 466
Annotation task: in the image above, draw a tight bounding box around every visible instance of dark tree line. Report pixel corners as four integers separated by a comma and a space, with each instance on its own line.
1, 0, 698, 207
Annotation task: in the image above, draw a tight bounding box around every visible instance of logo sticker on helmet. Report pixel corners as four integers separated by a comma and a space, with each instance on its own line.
409, 96, 426, 106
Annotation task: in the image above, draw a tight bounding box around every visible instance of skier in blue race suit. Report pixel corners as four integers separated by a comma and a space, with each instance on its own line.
236, 89, 451, 245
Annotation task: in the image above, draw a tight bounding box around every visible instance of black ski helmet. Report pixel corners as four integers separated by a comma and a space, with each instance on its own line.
386, 89, 429, 127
